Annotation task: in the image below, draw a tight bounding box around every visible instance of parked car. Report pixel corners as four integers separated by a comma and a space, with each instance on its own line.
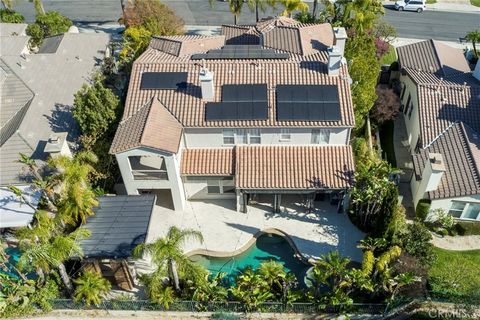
394, 0, 426, 12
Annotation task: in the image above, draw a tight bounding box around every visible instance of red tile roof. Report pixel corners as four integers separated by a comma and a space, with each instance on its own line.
236, 145, 354, 189
181, 148, 235, 176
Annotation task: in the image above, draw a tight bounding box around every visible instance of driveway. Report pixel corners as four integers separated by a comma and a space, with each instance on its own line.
146, 195, 365, 262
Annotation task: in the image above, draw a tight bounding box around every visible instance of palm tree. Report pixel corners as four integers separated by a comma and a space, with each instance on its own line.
1, 0, 13, 10
29, 0, 45, 15
247, 0, 276, 22
73, 271, 111, 306
314, 251, 351, 291
279, 0, 308, 18
209, 0, 244, 25
133, 226, 204, 291
357, 237, 387, 252
466, 30, 480, 59
18, 227, 91, 293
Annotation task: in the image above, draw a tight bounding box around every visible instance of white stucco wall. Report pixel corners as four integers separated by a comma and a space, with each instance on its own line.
183, 177, 236, 200
115, 147, 186, 210
429, 194, 480, 221
184, 127, 350, 148
400, 75, 421, 150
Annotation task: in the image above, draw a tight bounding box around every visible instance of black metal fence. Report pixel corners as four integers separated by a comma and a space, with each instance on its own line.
49, 299, 386, 314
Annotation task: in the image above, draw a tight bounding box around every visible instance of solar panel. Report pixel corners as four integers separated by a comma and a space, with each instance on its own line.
140, 72, 188, 90
205, 101, 268, 121
191, 45, 289, 60
222, 84, 267, 102
276, 85, 341, 121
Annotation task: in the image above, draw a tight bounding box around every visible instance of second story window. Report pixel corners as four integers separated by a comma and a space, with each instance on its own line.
249, 129, 261, 144
280, 129, 291, 141
311, 129, 330, 145
223, 129, 235, 145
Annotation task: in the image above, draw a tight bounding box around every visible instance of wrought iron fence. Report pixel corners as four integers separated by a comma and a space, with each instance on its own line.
48, 299, 386, 314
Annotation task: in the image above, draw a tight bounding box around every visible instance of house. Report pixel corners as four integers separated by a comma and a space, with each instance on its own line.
396, 40, 480, 221
0, 25, 110, 228
110, 17, 356, 214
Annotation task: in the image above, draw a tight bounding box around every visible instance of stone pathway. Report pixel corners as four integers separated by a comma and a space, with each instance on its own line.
431, 234, 480, 250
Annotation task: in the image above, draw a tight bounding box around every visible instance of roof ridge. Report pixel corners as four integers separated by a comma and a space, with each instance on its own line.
424, 121, 459, 149
430, 39, 446, 77
459, 122, 480, 182
119, 96, 154, 124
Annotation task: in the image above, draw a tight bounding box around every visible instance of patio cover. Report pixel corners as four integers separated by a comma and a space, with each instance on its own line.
80, 195, 155, 259
0, 186, 41, 228
236, 145, 355, 190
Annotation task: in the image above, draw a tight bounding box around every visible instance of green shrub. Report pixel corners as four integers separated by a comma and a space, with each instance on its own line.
0, 9, 25, 23
455, 221, 480, 235
416, 200, 431, 221
26, 11, 72, 48
400, 222, 436, 266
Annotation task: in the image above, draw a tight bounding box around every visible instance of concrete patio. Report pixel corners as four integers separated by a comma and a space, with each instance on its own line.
145, 194, 365, 262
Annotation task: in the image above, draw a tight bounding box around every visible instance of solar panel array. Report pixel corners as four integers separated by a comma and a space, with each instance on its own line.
191, 45, 289, 60
205, 84, 268, 121
276, 85, 341, 121
140, 72, 188, 90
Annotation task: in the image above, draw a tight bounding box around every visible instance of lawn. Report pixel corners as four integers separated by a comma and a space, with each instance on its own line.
471, 0, 480, 7
380, 45, 397, 66
428, 248, 480, 298
379, 120, 397, 167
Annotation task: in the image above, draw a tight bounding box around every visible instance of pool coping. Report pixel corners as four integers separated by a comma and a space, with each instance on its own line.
185, 227, 315, 266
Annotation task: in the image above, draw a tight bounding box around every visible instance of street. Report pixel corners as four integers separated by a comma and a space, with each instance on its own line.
10, 0, 480, 41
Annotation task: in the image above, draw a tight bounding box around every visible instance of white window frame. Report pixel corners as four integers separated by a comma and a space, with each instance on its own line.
248, 129, 261, 144
280, 129, 291, 142
448, 201, 480, 221
206, 177, 235, 194
223, 129, 235, 145
311, 129, 330, 145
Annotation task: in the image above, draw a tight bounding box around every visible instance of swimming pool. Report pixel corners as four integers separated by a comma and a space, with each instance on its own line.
189, 233, 311, 286
1, 247, 23, 279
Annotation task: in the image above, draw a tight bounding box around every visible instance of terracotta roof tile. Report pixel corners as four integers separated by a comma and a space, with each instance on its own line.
181, 148, 234, 175
222, 25, 260, 45
236, 145, 354, 189
412, 123, 480, 199
110, 97, 183, 154
149, 35, 225, 57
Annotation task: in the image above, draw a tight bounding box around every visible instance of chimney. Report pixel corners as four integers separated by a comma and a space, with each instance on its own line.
328, 47, 342, 76
44, 132, 72, 158
199, 68, 215, 101
333, 27, 347, 57
473, 60, 480, 82
414, 153, 446, 206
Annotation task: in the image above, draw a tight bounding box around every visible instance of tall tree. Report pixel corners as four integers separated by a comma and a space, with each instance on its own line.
133, 226, 204, 291
247, 0, 276, 22
466, 29, 480, 59
279, 0, 308, 18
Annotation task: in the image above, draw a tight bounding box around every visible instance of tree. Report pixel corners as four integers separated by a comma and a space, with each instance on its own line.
465, 29, 480, 59
247, 0, 277, 22
26, 11, 72, 48
371, 87, 400, 124
1, 8, 24, 23
29, 0, 45, 15
73, 74, 121, 142
73, 271, 111, 306
230, 266, 273, 311
345, 33, 381, 128
121, 0, 184, 35
119, 26, 152, 67
279, 0, 308, 18
192, 272, 228, 308
209, 0, 244, 25
133, 226, 204, 292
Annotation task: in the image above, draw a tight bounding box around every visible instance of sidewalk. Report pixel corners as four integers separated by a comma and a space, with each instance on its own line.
382, 0, 480, 13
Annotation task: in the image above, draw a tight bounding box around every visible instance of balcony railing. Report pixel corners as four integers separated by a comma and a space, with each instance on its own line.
132, 170, 168, 181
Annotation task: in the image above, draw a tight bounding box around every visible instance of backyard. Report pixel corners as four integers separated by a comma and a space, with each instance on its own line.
428, 248, 480, 298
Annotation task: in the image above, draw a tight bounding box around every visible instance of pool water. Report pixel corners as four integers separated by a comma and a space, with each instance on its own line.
189, 234, 311, 287
1, 247, 34, 280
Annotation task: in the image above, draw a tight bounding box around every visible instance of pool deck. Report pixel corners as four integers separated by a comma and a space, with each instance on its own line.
145, 195, 365, 263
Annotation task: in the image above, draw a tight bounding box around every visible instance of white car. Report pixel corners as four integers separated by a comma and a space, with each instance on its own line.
395, 0, 426, 12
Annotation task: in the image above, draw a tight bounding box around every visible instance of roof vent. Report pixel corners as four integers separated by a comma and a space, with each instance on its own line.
199, 68, 215, 101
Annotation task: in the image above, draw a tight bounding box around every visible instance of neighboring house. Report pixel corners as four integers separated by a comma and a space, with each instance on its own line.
0, 24, 110, 228
396, 40, 480, 221
110, 17, 356, 213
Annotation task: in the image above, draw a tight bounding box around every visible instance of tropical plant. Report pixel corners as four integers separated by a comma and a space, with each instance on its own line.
247, 0, 277, 22
465, 29, 480, 59
73, 271, 111, 306
399, 222, 437, 266
133, 226, 204, 291
230, 266, 273, 311
0, 8, 24, 23
209, 0, 244, 25
73, 74, 121, 142
279, 0, 308, 18
29, 0, 45, 15
192, 272, 228, 308
26, 11, 72, 48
